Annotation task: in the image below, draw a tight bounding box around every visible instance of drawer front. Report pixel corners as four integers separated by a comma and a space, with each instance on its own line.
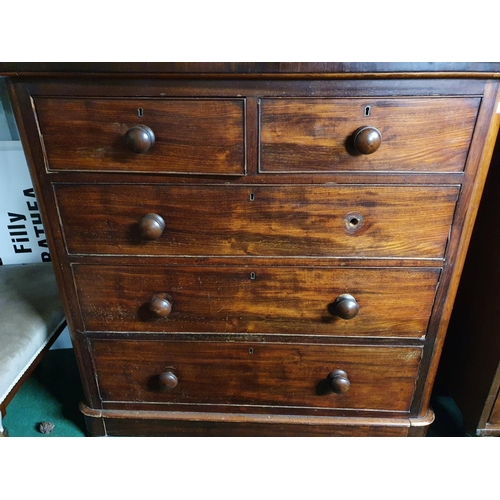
91, 339, 422, 411
34, 98, 245, 174
73, 265, 440, 337
55, 183, 459, 259
259, 97, 480, 173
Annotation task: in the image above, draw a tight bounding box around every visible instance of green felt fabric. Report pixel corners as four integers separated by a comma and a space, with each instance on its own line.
2, 348, 85, 437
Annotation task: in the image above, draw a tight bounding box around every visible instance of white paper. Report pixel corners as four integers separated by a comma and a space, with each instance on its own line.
0, 141, 51, 265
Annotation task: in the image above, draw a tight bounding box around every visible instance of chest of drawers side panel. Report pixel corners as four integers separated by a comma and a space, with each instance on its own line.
437, 130, 500, 435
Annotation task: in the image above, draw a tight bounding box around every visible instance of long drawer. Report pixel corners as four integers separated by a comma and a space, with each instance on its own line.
90, 339, 422, 412
73, 265, 440, 337
55, 183, 459, 258
34, 97, 246, 174
259, 97, 480, 173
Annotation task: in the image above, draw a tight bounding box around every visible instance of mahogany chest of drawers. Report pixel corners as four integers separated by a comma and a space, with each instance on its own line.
3, 63, 500, 436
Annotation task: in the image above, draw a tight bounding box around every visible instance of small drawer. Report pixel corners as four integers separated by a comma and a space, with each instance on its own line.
90, 339, 422, 412
73, 264, 440, 338
34, 97, 245, 175
54, 183, 459, 259
259, 97, 480, 173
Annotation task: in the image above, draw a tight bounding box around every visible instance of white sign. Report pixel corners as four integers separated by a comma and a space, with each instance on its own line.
0, 141, 72, 348
0, 141, 51, 265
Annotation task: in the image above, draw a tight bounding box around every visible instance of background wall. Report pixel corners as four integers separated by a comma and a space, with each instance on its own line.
0, 77, 71, 349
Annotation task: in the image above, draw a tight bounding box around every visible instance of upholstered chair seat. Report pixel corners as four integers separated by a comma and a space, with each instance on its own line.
0, 263, 66, 436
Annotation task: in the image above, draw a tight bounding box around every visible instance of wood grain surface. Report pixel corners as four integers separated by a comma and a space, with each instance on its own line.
54, 183, 459, 259
260, 97, 479, 173
90, 339, 422, 411
6, 65, 497, 437
34, 97, 245, 174
73, 264, 440, 337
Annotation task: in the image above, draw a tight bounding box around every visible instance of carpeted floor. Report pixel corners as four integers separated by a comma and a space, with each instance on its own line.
2, 348, 468, 437
2, 348, 86, 437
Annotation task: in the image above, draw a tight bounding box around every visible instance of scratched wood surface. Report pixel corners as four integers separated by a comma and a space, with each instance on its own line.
90, 338, 422, 411
34, 97, 245, 174
260, 97, 480, 172
54, 183, 459, 258
6, 66, 498, 437
73, 264, 440, 337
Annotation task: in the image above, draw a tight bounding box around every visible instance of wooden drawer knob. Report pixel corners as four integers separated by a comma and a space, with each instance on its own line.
327, 369, 351, 394
159, 371, 178, 390
125, 125, 155, 153
150, 293, 173, 317
139, 213, 165, 240
330, 294, 359, 320
353, 126, 382, 154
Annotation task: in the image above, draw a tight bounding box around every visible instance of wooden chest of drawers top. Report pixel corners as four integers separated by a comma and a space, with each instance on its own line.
4, 63, 500, 436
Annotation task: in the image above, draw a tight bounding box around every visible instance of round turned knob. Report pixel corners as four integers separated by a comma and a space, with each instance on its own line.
352, 126, 382, 155
327, 369, 351, 394
159, 371, 178, 390
139, 213, 165, 240
150, 293, 173, 317
125, 125, 155, 153
330, 294, 359, 320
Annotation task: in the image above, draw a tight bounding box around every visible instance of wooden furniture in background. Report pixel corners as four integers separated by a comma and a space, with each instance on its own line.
437, 131, 500, 436
1, 63, 499, 436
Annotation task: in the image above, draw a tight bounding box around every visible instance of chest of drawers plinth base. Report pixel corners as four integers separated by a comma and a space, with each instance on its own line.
80, 404, 435, 437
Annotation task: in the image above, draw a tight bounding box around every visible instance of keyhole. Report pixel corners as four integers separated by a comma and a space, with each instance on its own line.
250, 272, 256, 280
364, 106, 371, 117
249, 348, 254, 354
138, 107, 144, 117
344, 212, 364, 233
250, 192, 255, 201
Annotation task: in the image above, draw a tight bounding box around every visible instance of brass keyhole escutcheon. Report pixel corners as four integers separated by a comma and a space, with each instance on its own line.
343, 212, 364, 233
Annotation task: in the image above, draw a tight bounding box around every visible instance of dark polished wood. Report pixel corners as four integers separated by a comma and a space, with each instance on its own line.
353, 126, 382, 155
158, 371, 178, 390
138, 213, 165, 240
330, 294, 360, 320
54, 183, 459, 258
2, 62, 500, 76
4, 63, 499, 437
34, 97, 246, 174
259, 97, 479, 173
90, 339, 421, 411
73, 264, 441, 337
125, 125, 155, 154
149, 293, 173, 318
327, 369, 351, 394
